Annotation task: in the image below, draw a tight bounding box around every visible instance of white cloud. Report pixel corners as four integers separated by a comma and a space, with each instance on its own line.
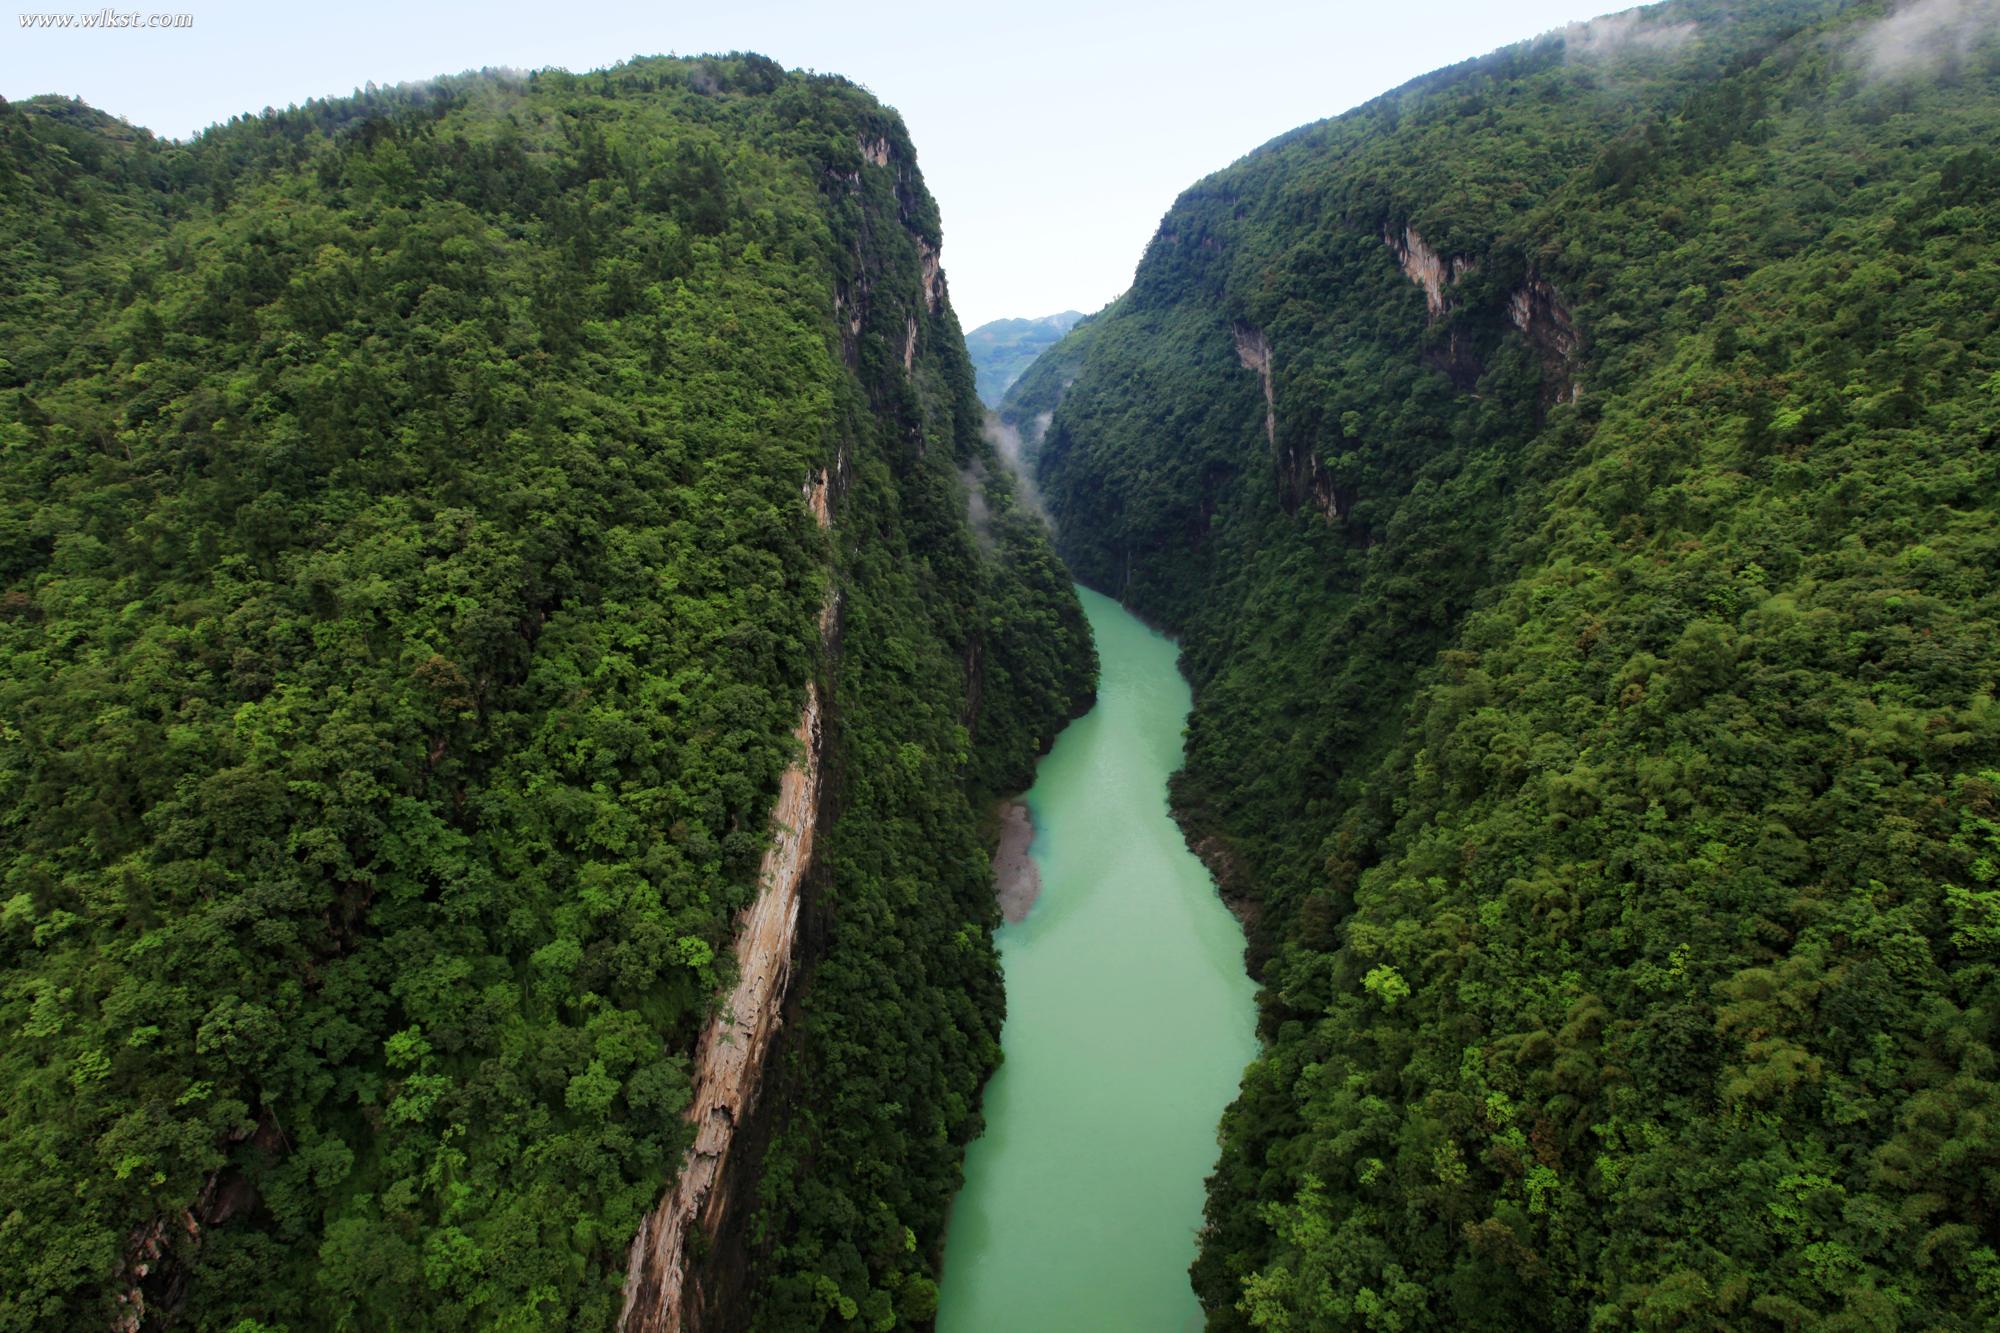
1852, 0, 2000, 79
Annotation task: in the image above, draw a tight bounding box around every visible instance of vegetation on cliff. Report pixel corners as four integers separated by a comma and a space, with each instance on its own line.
0, 56, 1090, 1330
1011, 0, 2000, 1325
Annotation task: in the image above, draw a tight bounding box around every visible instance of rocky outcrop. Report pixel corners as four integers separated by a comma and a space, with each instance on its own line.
1381, 224, 1486, 388
115, 1115, 285, 1328
1285, 448, 1343, 520
114, 1215, 183, 1332
1383, 224, 1582, 403
1232, 321, 1341, 520
618, 475, 838, 1333
1383, 224, 1476, 318
838, 134, 945, 360
916, 238, 944, 316
1232, 321, 1276, 448
1507, 273, 1582, 402
835, 285, 864, 340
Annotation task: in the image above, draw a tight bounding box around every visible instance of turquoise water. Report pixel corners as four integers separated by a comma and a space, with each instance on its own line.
939, 586, 1260, 1332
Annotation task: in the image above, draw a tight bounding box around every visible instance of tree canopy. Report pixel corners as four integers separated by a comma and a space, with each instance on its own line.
1014, 0, 2000, 1325
0, 55, 1091, 1330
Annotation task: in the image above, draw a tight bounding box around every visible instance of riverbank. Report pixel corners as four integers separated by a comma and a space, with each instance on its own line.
992, 801, 1040, 923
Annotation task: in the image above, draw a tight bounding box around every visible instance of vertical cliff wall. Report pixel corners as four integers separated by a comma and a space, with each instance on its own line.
619, 118, 1097, 1332
619, 480, 839, 1333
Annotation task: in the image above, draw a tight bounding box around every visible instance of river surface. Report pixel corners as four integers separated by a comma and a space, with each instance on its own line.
939, 585, 1259, 1331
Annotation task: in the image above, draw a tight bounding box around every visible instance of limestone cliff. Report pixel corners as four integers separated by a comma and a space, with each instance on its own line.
1233, 320, 1340, 520
1506, 272, 1583, 402
1383, 222, 1582, 401
1232, 321, 1276, 447
610, 111, 1087, 1331
1381, 224, 1477, 318
618, 478, 839, 1333
0, 54, 1091, 1333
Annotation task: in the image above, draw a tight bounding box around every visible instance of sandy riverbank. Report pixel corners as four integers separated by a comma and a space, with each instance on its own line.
993, 800, 1040, 923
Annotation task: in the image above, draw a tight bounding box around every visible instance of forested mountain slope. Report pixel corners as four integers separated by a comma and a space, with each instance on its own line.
961, 311, 1084, 406
1007, 0, 2000, 1325
0, 58, 1092, 1330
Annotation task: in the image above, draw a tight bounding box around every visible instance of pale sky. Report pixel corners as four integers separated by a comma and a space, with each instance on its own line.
2, 0, 1616, 329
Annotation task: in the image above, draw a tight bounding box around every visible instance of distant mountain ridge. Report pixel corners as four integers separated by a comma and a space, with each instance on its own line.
964, 310, 1085, 406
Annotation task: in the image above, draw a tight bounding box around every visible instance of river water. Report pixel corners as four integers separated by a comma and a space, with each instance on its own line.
938, 585, 1259, 1331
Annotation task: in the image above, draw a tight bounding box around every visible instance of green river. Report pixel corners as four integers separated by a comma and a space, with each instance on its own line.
939, 586, 1260, 1331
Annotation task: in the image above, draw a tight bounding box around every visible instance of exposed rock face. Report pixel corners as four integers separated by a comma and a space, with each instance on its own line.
1382, 224, 1476, 318
1232, 321, 1276, 447
1380, 224, 1486, 388
1187, 833, 1262, 965
618, 132, 953, 1330
1232, 321, 1340, 520
1382, 224, 1582, 402
916, 238, 945, 316
1286, 448, 1342, 520
618, 477, 838, 1333
804, 465, 833, 529
116, 1113, 285, 1327
1507, 274, 1583, 402
836, 286, 864, 339
114, 1215, 178, 1332
841, 133, 945, 359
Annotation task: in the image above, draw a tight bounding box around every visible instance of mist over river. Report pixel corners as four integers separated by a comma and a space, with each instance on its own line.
939, 585, 1259, 1331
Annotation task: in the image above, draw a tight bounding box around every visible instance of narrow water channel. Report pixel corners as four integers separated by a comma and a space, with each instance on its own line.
939, 585, 1259, 1331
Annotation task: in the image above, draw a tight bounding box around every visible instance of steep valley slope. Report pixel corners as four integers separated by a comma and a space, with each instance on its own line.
0, 58, 1093, 1331
1006, 0, 2000, 1326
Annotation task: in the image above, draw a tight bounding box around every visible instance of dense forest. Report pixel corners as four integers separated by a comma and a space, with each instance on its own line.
1009, 0, 2000, 1326
0, 56, 1092, 1330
